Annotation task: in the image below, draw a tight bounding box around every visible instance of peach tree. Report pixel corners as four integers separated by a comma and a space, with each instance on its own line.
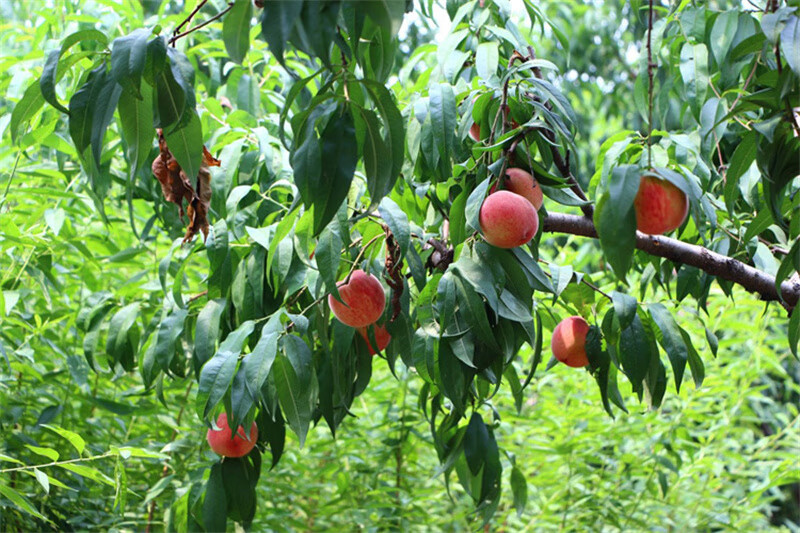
13, 0, 800, 528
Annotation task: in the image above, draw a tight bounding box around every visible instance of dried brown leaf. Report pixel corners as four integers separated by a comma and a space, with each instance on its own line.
152, 129, 219, 243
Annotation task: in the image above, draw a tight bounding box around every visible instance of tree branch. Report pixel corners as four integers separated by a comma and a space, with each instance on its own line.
541, 212, 800, 312
169, 2, 234, 45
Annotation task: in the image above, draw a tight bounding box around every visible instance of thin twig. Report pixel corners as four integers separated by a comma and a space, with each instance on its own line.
169, 2, 234, 45
174, 0, 209, 36
0, 452, 116, 474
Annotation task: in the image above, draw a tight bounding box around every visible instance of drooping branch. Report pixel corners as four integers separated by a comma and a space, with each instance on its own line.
542, 212, 800, 312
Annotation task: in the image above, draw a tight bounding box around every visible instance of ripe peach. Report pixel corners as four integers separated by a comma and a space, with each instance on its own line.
633, 174, 689, 235
489, 168, 543, 210
206, 412, 258, 458
328, 269, 385, 328
357, 323, 391, 355
469, 122, 481, 141
551, 316, 590, 368
479, 190, 539, 249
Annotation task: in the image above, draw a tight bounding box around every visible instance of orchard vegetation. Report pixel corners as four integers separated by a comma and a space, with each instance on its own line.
1, 0, 799, 531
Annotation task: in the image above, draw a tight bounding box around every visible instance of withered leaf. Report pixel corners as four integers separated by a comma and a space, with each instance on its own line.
152, 129, 220, 243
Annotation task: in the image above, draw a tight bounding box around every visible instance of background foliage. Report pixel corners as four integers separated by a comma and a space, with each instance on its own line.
1, 0, 799, 531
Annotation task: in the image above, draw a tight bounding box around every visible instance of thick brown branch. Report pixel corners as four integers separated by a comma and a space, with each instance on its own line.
542, 212, 800, 311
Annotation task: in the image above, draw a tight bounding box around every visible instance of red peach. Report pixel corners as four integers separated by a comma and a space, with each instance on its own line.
206, 412, 258, 458
633, 174, 689, 235
488, 168, 543, 210
469, 122, 481, 141
551, 316, 590, 368
328, 270, 385, 328
357, 323, 391, 355
479, 190, 539, 249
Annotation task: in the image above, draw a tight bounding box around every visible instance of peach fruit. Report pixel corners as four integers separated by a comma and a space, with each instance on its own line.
551, 316, 590, 368
489, 168, 543, 210
206, 412, 258, 458
633, 174, 689, 235
479, 190, 539, 249
358, 323, 391, 355
328, 269, 385, 328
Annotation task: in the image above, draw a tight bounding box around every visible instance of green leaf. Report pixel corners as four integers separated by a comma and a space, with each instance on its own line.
679, 43, 709, 118
274, 335, 314, 447
682, 327, 705, 387
724, 130, 757, 213
143, 36, 167, 85
586, 326, 616, 417
243, 317, 281, 398
353, 107, 392, 203
378, 197, 410, 260
10, 81, 44, 143
0, 483, 49, 521
41, 424, 86, 455
223, 0, 253, 64
293, 105, 358, 234
594, 165, 639, 279
612, 291, 637, 330
104, 303, 139, 371
710, 11, 738, 66
362, 80, 405, 184
118, 81, 155, 175
780, 16, 800, 77
152, 309, 189, 376
34, 64, 66, 115
40, 29, 108, 114
197, 321, 254, 419
617, 314, 651, 389
510, 466, 527, 517
453, 277, 500, 352
476, 42, 499, 79
203, 463, 227, 533
24, 445, 59, 461
463, 413, 490, 475
429, 83, 456, 171
193, 299, 227, 377
789, 306, 800, 358
649, 304, 688, 393
260, 0, 304, 65
316, 221, 343, 297
110, 28, 150, 96
465, 178, 492, 233
221, 457, 258, 526
90, 72, 123, 168
68, 66, 105, 156
163, 108, 203, 181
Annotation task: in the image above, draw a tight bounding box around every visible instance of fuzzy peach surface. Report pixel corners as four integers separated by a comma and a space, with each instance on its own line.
551, 316, 590, 368
328, 270, 386, 328
479, 190, 539, 249
634, 174, 689, 235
